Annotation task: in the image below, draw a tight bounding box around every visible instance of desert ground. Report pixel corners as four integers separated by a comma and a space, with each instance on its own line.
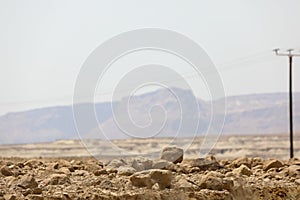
0, 134, 299, 159
0, 134, 299, 200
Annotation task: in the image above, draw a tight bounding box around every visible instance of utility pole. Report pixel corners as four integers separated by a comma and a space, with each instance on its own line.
274, 49, 300, 158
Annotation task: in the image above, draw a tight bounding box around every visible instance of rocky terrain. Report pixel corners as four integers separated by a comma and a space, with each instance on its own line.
0, 146, 300, 200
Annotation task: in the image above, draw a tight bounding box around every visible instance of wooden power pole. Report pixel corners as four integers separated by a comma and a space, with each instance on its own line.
274, 48, 300, 158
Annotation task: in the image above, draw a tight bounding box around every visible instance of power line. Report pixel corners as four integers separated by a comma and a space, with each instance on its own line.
219, 50, 272, 68
93, 51, 276, 97
0, 50, 278, 105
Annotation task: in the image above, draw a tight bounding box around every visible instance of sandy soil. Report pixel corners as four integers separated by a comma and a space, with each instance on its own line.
0, 134, 299, 159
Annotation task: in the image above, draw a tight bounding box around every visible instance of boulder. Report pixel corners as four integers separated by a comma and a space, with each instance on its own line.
160, 147, 183, 164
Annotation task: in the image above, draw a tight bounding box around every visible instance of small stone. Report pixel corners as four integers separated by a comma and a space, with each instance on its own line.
225, 172, 234, 177
16, 162, 24, 168
74, 170, 89, 176
8, 165, 15, 170
232, 164, 252, 176
131, 157, 153, 171
199, 171, 233, 191
287, 165, 300, 177
18, 175, 38, 189
24, 159, 43, 168
183, 158, 222, 171
252, 165, 262, 170
43, 174, 70, 185
220, 160, 229, 167
0, 166, 13, 176
117, 166, 136, 176
3, 194, 16, 200
4, 176, 15, 187
68, 166, 75, 172
5, 161, 14, 166
51, 160, 72, 170
0, 189, 4, 197
83, 160, 103, 173
149, 169, 172, 189
50, 192, 65, 200
295, 179, 300, 185
108, 173, 115, 179
130, 169, 172, 189
52, 163, 59, 169
32, 187, 43, 195
263, 160, 283, 171
152, 159, 173, 169
107, 168, 118, 173
229, 157, 251, 169
253, 168, 263, 175
188, 167, 201, 173
263, 178, 270, 182
160, 146, 183, 164
175, 177, 194, 191
288, 158, 300, 166
94, 169, 108, 176
106, 159, 127, 168
21, 188, 31, 196
130, 171, 154, 189
251, 157, 263, 168
73, 165, 83, 171
26, 194, 43, 200
99, 180, 114, 190
58, 167, 71, 175
275, 175, 282, 180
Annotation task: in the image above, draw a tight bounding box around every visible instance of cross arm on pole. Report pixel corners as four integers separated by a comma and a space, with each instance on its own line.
274, 48, 300, 57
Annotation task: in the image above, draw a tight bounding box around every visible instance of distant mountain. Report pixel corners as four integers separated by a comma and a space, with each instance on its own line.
0, 88, 299, 144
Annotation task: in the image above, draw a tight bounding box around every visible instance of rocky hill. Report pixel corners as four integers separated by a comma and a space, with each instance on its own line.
0, 88, 299, 144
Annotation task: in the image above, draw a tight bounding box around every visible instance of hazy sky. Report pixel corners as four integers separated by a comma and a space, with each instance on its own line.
1, 0, 300, 115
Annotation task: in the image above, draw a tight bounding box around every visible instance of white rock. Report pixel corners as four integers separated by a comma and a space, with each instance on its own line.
160, 146, 183, 164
